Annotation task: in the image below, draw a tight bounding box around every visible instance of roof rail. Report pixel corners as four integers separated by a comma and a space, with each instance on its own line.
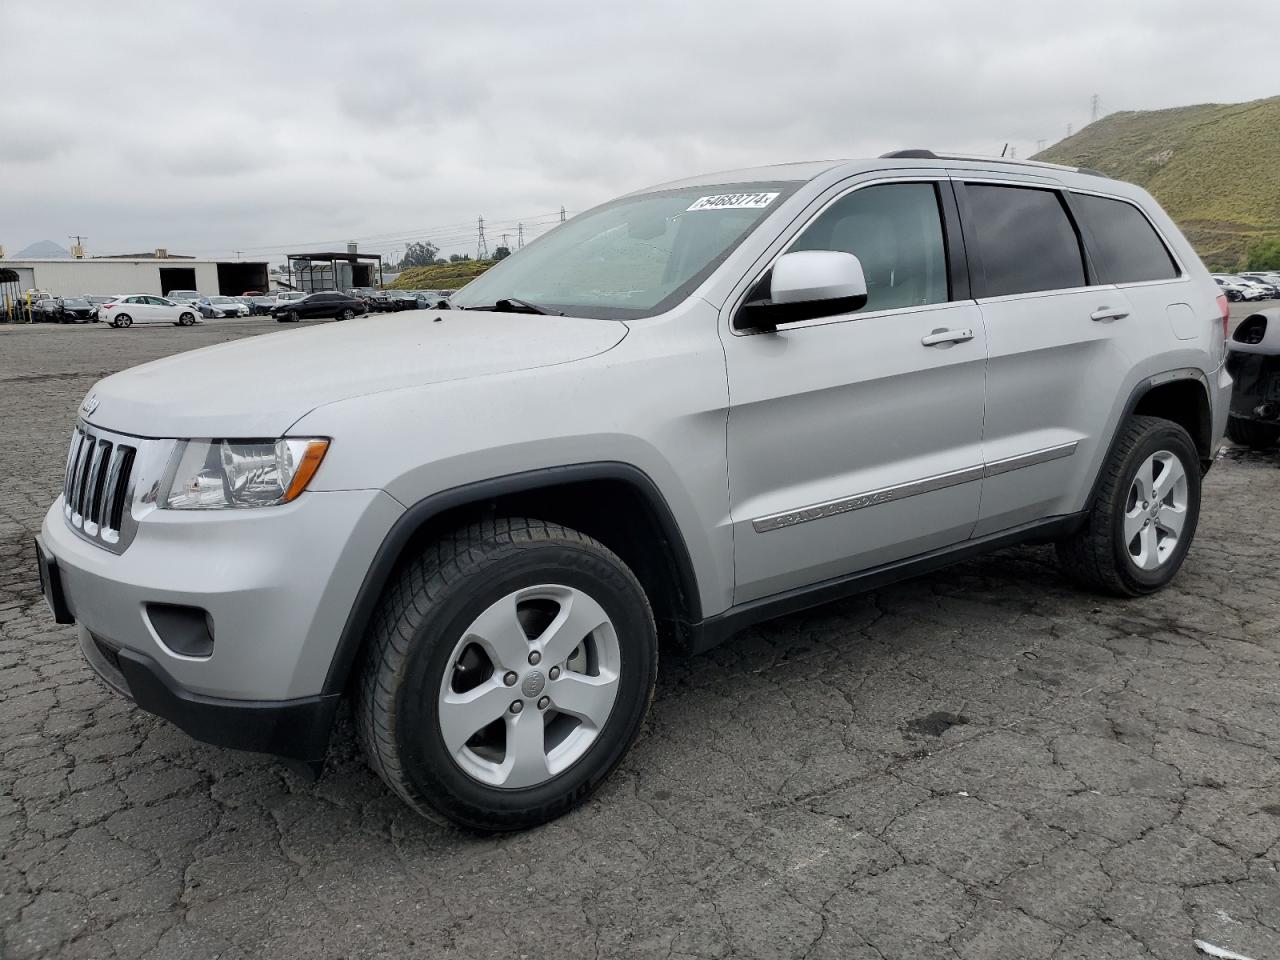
879, 149, 1109, 178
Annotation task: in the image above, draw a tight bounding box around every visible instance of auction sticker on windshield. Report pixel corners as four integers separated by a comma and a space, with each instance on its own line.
686, 192, 779, 211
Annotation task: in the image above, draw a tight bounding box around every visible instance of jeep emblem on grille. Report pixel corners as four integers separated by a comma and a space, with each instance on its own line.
81, 393, 99, 415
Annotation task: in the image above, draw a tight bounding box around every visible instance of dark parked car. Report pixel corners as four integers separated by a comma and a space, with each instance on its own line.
53, 297, 98, 323
387, 291, 419, 311
272, 291, 367, 322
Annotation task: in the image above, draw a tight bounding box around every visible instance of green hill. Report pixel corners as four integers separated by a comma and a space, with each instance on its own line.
390, 259, 495, 290
1034, 95, 1280, 270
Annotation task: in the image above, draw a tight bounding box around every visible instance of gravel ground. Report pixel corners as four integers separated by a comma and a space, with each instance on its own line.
1, 317, 1278, 960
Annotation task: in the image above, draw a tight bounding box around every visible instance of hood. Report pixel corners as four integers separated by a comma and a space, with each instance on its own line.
83, 310, 628, 438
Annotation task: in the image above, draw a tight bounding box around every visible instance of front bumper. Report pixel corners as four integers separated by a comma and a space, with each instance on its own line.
38, 486, 403, 758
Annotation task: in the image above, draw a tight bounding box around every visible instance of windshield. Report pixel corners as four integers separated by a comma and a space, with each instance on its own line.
211, 297, 234, 304
62, 298, 89, 308
450, 181, 799, 319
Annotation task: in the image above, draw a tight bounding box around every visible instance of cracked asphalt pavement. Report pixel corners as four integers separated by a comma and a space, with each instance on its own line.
2, 319, 1279, 960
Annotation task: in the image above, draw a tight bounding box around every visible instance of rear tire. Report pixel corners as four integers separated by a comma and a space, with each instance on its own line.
1226, 415, 1280, 449
354, 517, 657, 832
340, 308, 354, 320
1056, 415, 1201, 597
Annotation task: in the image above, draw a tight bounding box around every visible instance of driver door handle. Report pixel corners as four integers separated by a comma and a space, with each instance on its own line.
1090, 306, 1129, 322
921, 327, 975, 347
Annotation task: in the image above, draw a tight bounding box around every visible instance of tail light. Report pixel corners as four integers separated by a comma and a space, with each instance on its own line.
1216, 293, 1230, 338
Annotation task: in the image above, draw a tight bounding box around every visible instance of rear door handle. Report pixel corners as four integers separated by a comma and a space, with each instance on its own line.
1090, 306, 1129, 322
921, 327, 975, 347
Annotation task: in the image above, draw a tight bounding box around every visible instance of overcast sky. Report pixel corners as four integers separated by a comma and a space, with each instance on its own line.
4, 0, 1279, 265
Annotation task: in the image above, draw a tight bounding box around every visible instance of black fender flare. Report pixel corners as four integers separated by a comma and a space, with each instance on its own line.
321, 461, 702, 696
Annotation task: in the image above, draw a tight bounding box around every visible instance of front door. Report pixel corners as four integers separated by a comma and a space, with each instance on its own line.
723, 179, 989, 604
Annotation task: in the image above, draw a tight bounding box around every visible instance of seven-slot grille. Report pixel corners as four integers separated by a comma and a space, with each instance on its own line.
63, 425, 137, 550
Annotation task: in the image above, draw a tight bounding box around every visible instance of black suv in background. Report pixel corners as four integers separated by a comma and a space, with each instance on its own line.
272, 291, 367, 323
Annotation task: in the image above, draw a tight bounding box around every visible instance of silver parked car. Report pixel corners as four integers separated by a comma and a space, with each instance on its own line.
37, 151, 1230, 830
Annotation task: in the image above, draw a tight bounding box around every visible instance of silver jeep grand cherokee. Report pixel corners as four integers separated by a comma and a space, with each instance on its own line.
37, 151, 1232, 830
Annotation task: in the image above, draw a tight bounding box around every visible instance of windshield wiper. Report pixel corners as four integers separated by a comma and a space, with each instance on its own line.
463, 298, 563, 316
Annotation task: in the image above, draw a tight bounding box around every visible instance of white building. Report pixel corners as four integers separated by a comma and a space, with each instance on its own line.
0, 254, 269, 299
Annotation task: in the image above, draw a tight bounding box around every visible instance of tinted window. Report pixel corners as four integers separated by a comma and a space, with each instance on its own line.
965, 184, 1086, 297
1072, 193, 1178, 283
789, 182, 949, 313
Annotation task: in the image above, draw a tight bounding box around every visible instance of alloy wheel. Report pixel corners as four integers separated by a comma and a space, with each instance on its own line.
437, 584, 620, 789
1124, 450, 1188, 570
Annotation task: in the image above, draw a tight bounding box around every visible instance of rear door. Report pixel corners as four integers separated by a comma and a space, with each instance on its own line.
956, 178, 1137, 534
723, 176, 990, 603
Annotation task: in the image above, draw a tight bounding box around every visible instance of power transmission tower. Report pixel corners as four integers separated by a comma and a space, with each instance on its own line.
68, 235, 87, 258
559, 206, 566, 223
1036, 139, 1047, 153
1090, 94, 1100, 123
476, 216, 489, 260
517, 223, 525, 249
501, 233, 510, 252
1067, 122, 1073, 138
1009, 146, 1017, 159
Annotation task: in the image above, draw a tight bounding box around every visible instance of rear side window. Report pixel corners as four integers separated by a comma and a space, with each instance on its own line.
1071, 193, 1179, 283
965, 184, 1086, 297
789, 182, 950, 313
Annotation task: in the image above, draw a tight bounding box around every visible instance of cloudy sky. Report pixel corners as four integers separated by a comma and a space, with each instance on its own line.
4, 0, 1279, 265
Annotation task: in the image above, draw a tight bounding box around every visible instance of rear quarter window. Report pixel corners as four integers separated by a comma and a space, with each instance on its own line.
1071, 193, 1179, 284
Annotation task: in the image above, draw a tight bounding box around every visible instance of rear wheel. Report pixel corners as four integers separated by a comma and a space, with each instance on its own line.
355, 518, 658, 831
1056, 416, 1201, 597
1226, 415, 1280, 449
340, 308, 354, 321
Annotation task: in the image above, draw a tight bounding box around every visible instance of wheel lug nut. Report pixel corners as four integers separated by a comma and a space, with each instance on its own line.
537, 696, 550, 710
503, 671, 518, 686
549, 666, 560, 680
510, 700, 523, 714
528, 650, 541, 666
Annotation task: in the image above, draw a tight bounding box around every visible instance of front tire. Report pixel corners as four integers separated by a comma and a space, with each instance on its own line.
355, 518, 657, 832
115, 314, 133, 328
179, 312, 195, 326
1226, 415, 1280, 449
1056, 415, 1201, 597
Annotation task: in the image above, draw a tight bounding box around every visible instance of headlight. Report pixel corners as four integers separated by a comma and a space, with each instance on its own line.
160, 438, 329, 509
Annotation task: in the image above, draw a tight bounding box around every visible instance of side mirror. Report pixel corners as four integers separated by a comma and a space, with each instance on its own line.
734, 250, 868, 331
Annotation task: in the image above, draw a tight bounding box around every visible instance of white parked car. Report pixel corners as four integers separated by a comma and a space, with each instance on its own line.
165, 290, 202, 305
99, 295, 201, 327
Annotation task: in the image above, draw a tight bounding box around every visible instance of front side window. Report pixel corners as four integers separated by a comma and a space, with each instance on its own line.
1071, 193, 1178, 284
788, 182, 950, 314
965, 184, 1086, 297
450, 181, 799, 319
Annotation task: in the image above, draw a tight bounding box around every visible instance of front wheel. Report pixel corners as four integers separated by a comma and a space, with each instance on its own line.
355, 518, 658, 831
115, 314, 133, 328
178, 312, 196, 326
1056, 415, 1201, 597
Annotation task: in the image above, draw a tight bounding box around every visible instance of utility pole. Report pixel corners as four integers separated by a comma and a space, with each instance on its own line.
233, 250, 242, 259
1009, 146, 1017, 159
476, 216, 489, 260
1090, 93, 1100, 123
68, 235, 87, 258
517, 223, 525, 249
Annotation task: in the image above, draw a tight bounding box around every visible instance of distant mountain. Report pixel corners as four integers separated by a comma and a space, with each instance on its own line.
1035, 95, 1280, 269
15, 240, 72, 259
